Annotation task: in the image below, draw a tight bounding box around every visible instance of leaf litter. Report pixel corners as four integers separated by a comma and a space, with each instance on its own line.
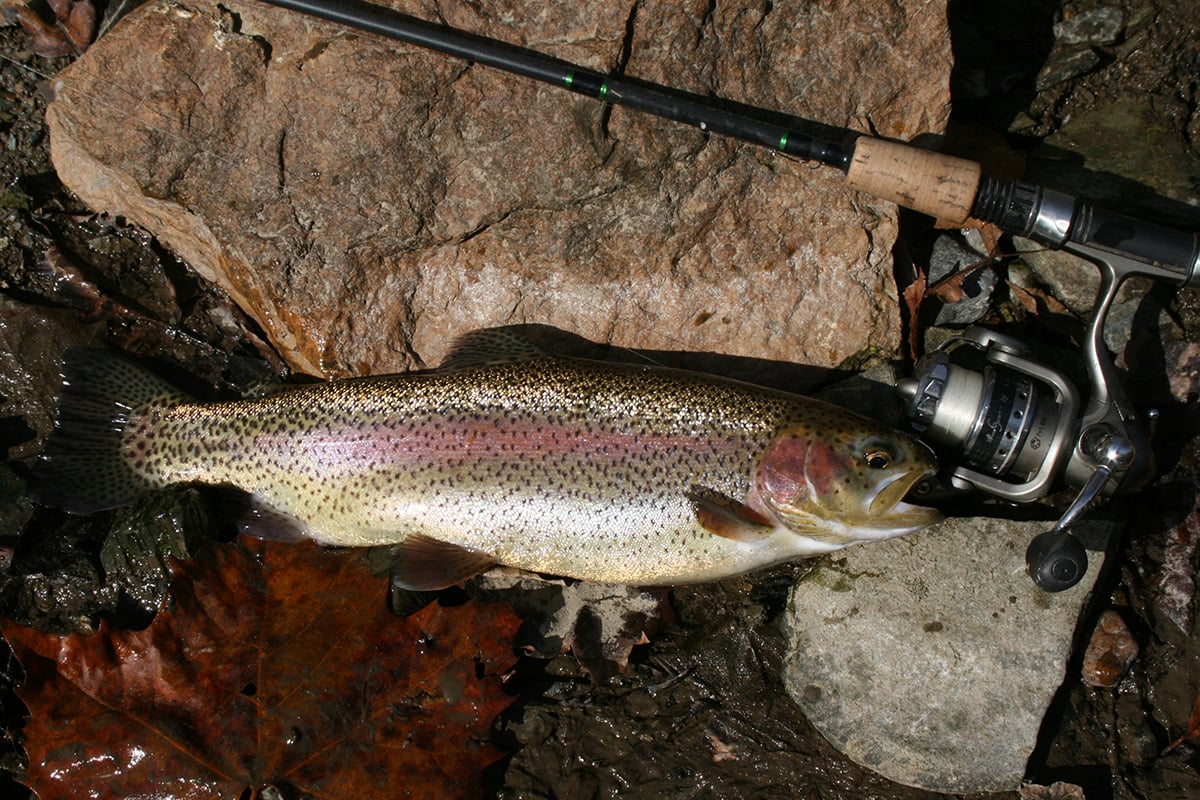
0, 532, 521, 799
3, 0, 96, 58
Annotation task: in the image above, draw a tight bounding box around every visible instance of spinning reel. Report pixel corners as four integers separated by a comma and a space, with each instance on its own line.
899, 186, 1200, 591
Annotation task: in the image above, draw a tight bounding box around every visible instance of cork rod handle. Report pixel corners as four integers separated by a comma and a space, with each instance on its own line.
844, 138, 982, 225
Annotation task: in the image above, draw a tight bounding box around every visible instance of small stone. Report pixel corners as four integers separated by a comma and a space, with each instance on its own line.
782, 515, 1117, 793
1081, 609, 1139, 687
1019, 781, 1087, 800
1054, 7, 1125, 46
1036, 47, 1101, 92
1010, 237, 1142, 354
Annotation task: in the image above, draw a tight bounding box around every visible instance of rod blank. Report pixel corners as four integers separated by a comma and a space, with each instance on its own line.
259, 0, 855, 168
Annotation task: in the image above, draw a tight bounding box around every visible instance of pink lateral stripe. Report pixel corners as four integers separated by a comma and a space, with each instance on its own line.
290, 417, 735, 468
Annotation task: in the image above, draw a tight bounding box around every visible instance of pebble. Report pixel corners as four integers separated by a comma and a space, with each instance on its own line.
1019, 781, 1086, 800
1054, 7, 1126, 46
1036, 48, 1101, 91
1081, 609, 1139, 687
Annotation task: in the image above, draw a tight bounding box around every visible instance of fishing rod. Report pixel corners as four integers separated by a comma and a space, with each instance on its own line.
259, 0, 1199, 590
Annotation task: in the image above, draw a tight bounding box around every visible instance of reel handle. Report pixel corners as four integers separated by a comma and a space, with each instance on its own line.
1025, 427, 1135, 592
1026, 531, 1088, 593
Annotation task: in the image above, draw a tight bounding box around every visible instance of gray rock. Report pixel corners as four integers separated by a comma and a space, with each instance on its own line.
46, 0, 954, 380
1053, 7, 1125, 46
1035, 47, 1101, 92
1014, 92, 1200, 361
782, 514, 1117, 793
1010, 236, 1144, 355
925, 232, 996, 326
1026, 97, 1200, 217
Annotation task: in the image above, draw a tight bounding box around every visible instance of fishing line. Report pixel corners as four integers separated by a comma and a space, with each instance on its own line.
0, 41, 830, 368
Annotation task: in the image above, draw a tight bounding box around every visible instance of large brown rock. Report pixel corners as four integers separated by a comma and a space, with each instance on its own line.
47, 0, 952, 377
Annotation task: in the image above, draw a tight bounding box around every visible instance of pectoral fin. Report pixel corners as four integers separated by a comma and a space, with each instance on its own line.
688, 487, 776, 543
393, 534, 497, 591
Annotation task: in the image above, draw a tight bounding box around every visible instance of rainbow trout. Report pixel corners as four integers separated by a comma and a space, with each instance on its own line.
34, 331, 940, 588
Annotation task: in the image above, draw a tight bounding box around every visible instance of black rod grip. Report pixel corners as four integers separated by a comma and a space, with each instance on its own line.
1073, 203, 1200, 286
974, 177, 1200, 286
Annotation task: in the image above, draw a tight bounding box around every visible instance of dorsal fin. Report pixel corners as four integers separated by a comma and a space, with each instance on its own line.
438, 329, 549, 371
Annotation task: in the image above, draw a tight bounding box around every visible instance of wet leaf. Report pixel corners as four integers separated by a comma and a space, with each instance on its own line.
1, 538, 520, 799
926, 224, 1004, 305
11, 0, 96, 58
473, 573, 667, 683
1163, 694, 1200, 754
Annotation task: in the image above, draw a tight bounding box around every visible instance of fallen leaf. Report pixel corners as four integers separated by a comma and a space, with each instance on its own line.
926, 224, 1005, 305
12, 0, 95, 58
1163, 693, 1200, 754
1, 537, 520, 799
900, 270, 927, 359
1007, 279, 1072, 317
472, 572, 667, 683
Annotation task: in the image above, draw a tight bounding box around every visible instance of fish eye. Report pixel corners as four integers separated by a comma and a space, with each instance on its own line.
864, 448, 894, 469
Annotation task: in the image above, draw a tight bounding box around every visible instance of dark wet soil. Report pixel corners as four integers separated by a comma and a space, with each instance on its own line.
1, 1, 1199, 799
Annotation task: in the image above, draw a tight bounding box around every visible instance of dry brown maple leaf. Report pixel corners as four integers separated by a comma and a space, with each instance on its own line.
10, 0, 96, 58
900, 270, 927, 359
1, 537, 520, 799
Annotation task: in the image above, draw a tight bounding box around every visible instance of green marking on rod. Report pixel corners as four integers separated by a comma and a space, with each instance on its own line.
564, 70, 574, 89
779, 131, 789, 151
599, 80, 609, 100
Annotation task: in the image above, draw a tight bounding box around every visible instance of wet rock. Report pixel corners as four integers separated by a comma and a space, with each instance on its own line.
1053, 7, 1125, 46
1035, 48, 1100, 92
1081, 609, 1139, 687
1036, 5, 1128, 92
1025, 96, 1200, 221
493, 570, 953, 800
1145, 464, 1200, 635
46, 0, 954, 379
782, 514, 1117, 793
0, 294, 104, 458
924, 231, 996, 326
1009, 238, 1144, 353
1013, 92, 1200, 357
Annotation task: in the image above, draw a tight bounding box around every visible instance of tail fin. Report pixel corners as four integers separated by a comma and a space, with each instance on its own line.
32, 349, 190, 513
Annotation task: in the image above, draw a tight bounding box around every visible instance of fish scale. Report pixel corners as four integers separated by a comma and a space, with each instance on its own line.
34, 334, 941, 587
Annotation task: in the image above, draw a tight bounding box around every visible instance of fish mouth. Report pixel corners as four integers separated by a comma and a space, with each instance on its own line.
864, 468, 943, 530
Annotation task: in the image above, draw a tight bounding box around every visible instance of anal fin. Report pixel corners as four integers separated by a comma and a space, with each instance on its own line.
687, 487, 776, 543
393, 534, 497, 591
210, 486, 310, 542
